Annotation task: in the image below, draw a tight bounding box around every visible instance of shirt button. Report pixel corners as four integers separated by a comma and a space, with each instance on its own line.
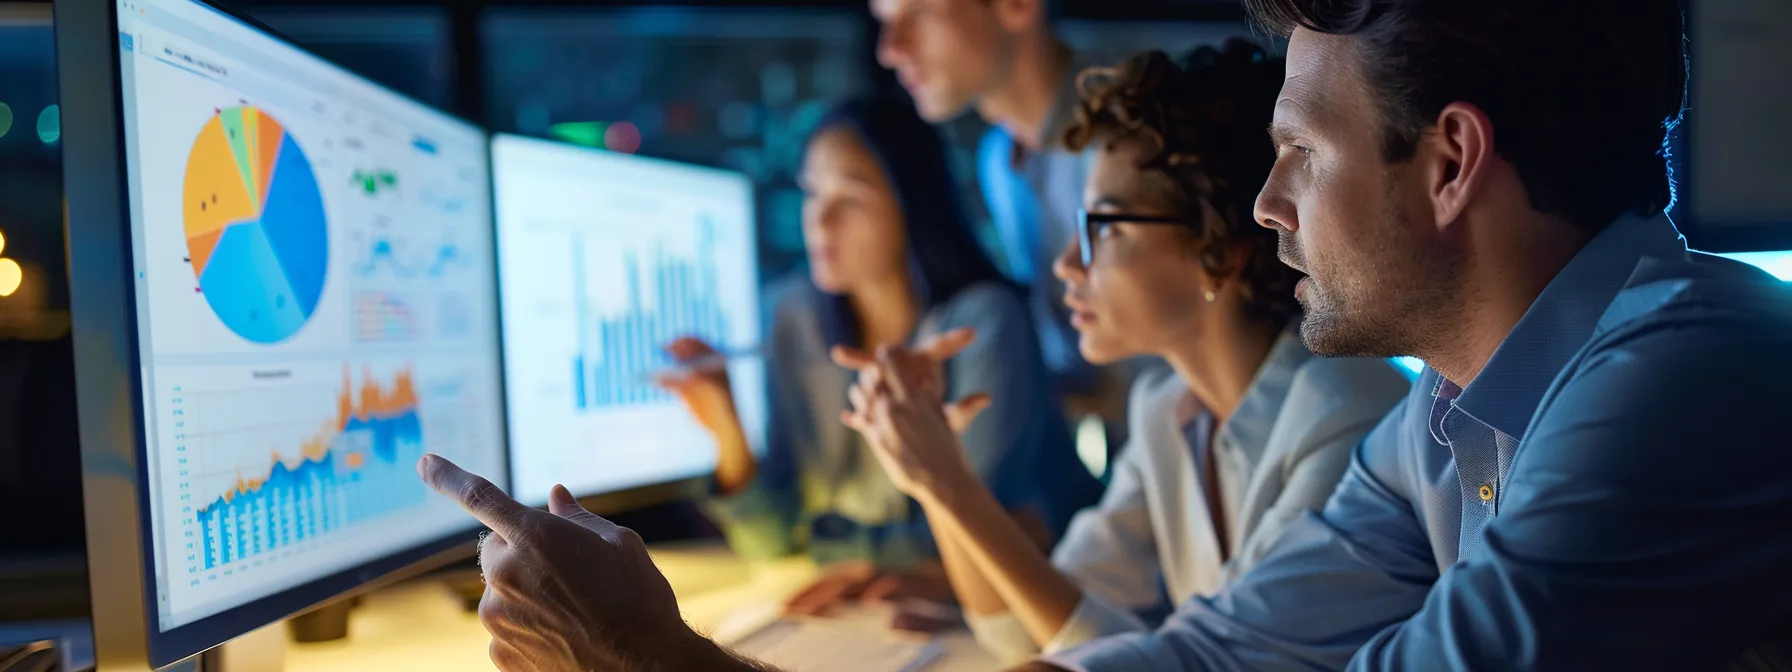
1478, 484, 1495, 501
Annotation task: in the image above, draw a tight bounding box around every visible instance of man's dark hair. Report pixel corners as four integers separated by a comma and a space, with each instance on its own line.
1243, 0, 1688, 232
1064, 41, 1300, 327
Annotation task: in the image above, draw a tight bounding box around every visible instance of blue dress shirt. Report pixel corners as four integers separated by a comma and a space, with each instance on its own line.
977, 54, 1096, 392
1049, 213, 1792, 671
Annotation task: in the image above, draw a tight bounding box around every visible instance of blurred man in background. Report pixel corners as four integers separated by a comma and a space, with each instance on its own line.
870, 0, 1124, 418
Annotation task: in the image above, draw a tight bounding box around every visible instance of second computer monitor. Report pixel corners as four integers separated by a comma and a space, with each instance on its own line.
493, 134, 766, 505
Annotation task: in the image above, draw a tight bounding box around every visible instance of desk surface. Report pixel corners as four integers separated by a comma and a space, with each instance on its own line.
284, 543, 1000, 671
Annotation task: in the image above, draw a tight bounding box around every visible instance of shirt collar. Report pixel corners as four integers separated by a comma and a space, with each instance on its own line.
1451, 213, 1687, 440
1216, 326, 1314, 459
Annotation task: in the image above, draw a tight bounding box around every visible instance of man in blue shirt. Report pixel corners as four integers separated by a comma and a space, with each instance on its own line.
1025, 0, 1792, 669
406, 0, 1791, 669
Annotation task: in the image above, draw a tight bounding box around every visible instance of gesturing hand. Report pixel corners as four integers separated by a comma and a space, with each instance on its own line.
657, 337, 744, 443
832, 329, 992, 500
416, 454, 762, 672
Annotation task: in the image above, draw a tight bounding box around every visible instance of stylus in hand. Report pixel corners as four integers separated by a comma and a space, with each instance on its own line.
649, 345, 762, 379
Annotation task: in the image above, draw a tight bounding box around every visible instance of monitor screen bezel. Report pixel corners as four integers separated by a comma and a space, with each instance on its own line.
56, 0, 509, 667
489, 132, 755, 510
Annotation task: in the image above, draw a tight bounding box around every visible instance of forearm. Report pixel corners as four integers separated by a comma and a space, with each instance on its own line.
918, 474, 1083, 647
711, 421, 756, 496
930, 502, 1009, 617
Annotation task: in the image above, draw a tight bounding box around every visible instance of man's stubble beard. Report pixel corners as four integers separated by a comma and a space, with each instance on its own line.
1297, 180, 1458, 361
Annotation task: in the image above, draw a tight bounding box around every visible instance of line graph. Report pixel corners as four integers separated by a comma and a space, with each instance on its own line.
354, 235, 466, 279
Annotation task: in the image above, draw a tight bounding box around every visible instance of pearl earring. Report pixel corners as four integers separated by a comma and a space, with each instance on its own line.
1204, 290, 1216, 302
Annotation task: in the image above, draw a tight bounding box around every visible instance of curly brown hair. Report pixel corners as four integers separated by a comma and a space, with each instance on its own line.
1063, 39, 1299, 327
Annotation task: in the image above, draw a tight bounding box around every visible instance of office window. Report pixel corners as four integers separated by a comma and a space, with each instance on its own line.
482, 8, 870, 283
0, 3, 68, 335
0, 2, 82, 562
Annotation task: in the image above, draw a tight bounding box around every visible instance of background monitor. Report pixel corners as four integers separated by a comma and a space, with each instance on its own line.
57, 0, 507, 666
1682, 0, 1792, 251
492, 133, 765, 507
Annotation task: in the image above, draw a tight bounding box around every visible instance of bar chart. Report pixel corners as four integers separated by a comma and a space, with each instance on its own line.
493, 133, 765, 503
569, 217, 729, 409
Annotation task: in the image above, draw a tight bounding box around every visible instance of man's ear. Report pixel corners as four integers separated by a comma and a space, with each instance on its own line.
1421, 101, 1496, 230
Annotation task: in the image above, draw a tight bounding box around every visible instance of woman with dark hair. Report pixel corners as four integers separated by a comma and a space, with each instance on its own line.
837, 42, 1410, 659
663, 99, 1101, 604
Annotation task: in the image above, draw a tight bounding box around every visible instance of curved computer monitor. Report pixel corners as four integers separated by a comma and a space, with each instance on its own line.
491, 134, 765, 508
56, 0, 507, 667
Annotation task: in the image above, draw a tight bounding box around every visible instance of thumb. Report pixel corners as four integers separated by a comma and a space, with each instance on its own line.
917, 327, 977, 362
943, 393, 993, 433
547, 484, 610, 531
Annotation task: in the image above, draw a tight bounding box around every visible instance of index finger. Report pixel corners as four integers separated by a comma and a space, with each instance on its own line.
830, 345, 876, 371
915, 327, 977, 361
417, 453, 535, 540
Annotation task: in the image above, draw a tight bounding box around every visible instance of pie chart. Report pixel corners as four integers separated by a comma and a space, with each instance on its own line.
183, 106, 328, 344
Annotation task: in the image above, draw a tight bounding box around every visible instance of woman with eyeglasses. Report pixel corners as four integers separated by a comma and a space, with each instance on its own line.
661, 99, 1102, 612
837, 42, 1411, 659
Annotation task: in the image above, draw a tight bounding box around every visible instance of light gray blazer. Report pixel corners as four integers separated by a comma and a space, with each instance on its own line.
969, 330, 1412, 661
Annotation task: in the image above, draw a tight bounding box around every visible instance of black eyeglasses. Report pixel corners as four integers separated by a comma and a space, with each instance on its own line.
1076, 209, 1199, 267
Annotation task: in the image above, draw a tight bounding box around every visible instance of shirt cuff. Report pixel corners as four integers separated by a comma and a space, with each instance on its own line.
1041, 592, 1151, 655
1043, 632, 1159, 672
964, 611, 1039, 665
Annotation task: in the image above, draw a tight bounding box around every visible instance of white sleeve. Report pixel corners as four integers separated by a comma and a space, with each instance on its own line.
967, 428, 1167, 661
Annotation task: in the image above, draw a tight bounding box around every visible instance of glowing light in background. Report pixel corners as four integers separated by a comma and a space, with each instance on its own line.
0, 102, 13, 140
36, 104, 59, 144
545, 120, 642, 154
1716, 250, 1792, 281
1394, 357, 1425, 378
603, 121, 641, 154
0, 230, 20, 297
548, 120, 606, 148
1074, 414, 1108, 481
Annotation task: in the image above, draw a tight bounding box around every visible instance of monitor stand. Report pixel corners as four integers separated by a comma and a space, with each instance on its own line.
195, 623, 285, 672
285, 600, 355, 644
436, 568, 485, 614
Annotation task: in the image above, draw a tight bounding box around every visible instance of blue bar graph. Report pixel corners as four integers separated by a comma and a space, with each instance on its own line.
571, 217, 729, 410
196, 411, 426, 569
192, 370, 427, 570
